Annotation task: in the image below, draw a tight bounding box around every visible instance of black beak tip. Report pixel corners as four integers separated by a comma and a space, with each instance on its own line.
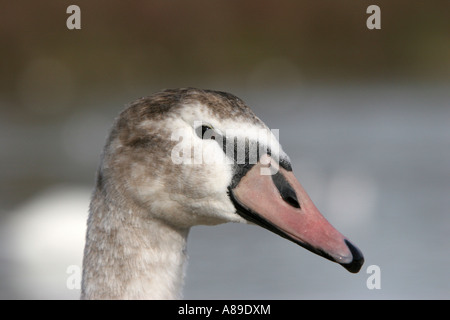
341, 239, 364, 273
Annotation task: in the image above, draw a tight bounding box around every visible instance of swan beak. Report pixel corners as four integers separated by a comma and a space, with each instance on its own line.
230, 154, 364, 273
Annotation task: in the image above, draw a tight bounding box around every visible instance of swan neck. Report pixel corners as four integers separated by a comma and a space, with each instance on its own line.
81, 191, 189, 299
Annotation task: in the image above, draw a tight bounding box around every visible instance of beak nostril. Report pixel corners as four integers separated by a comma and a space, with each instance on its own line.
271, 171, 301, 209
284, 196, 300, 209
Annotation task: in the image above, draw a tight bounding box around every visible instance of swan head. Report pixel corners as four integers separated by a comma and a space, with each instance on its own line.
98, 88, 364, 273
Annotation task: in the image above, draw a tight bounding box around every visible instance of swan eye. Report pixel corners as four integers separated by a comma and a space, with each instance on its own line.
196, 124, 217, 140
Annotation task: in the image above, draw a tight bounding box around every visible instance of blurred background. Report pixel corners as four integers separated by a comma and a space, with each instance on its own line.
0, 0, 449, 299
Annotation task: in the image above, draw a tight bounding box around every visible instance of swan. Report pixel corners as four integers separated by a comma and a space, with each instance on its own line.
81, 88, 364, 300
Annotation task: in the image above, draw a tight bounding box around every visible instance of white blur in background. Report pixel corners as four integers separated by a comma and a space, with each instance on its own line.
1, 186, 88, 299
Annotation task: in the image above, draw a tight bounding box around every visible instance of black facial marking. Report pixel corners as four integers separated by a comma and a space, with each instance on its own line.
195, 123, 293, 189
279, 157, 292, 172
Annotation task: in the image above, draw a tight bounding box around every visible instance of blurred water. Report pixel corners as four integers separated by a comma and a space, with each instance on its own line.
0, 83, 449, 299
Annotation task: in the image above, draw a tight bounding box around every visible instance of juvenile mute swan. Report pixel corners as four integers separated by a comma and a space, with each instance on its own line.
81, 88, 364, 299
